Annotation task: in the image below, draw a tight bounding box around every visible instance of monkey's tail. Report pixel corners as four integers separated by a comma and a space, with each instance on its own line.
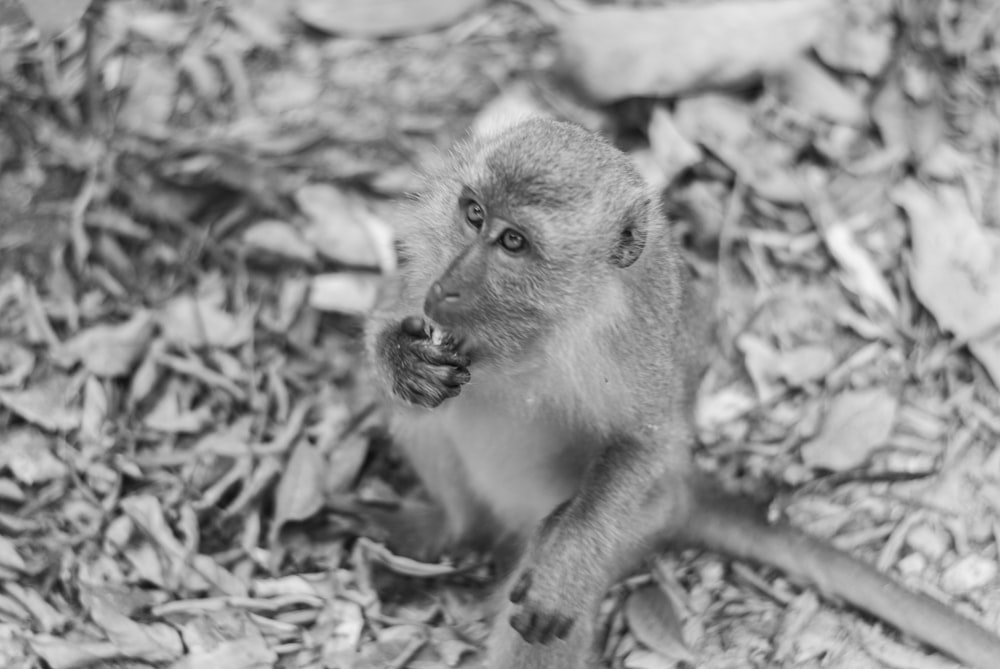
682, 492, 1000, 669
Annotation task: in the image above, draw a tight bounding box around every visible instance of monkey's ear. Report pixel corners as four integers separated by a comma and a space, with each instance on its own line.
610, 198, 649, 268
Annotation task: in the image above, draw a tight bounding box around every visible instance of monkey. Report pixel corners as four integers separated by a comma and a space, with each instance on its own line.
363, 118, 1000, 669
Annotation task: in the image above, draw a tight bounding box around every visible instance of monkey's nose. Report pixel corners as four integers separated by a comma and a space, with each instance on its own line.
424, 282, 462, 324
431, 282, 460, 301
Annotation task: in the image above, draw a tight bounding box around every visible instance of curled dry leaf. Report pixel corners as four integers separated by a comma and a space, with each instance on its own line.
472, 82, 553, 139
79, 375, 109, 446
83, 587, 184, 663
309, 273, 380, 315
158, 294, 253, 349
814, 1, 894, 77
242, 219, 317, 265
559, 0, 833, 102
644, 106, 702, 188
0, 428, 68, 485
0, 339, 34, 388
296, 183, 392, 270
893, 182, 1000, 386
169, 636, 277, 669
56, 311, 156, 378
624, 583, 694, 664
18, 0, 91, 37
941, 554, 998, 595
0, 376, 81, 432
294, 0, 484, 37
767, 57, 867, 126
272, 439, 326, 534
823, 222, 899, 321
800, 387, 898, 471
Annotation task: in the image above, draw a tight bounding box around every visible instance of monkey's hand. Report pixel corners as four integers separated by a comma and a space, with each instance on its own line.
507, 505, 598, 645
377, 316, 471, 408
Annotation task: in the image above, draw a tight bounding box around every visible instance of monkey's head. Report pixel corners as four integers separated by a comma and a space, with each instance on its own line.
410, 118, 658, 366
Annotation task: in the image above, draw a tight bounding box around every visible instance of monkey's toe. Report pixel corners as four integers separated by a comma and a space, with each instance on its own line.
510, 607, 574, 645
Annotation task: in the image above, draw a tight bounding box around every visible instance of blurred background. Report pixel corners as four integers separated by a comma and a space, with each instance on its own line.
1, 0, 999, 667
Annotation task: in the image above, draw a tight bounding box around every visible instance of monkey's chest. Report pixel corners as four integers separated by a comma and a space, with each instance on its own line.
442, 394, 600, 533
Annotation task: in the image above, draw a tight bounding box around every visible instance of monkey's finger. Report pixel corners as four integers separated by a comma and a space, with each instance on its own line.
510, 610, 537, 642
553, 617, 574, 640
442, 367, 471, 387
401, 316, 428, 338
509, 572, 532, 603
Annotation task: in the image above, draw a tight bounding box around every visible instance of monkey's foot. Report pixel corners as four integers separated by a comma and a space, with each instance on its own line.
508, 570, 576, 644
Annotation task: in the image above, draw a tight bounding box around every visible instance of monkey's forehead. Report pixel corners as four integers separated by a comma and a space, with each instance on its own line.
461, 119, 644, 195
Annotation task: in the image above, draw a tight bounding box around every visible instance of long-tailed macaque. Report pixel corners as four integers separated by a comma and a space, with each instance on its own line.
364, 118, 1000, 668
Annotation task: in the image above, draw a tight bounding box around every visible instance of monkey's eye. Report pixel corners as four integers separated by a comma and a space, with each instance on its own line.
499, 229, 527, 253
465, 201, 485, 229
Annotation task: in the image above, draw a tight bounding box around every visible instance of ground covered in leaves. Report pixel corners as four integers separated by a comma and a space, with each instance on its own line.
1, 0, 1000, 667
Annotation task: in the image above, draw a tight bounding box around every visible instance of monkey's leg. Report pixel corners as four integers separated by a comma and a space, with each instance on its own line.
499, 427, 695, 648
683, 485, 1000, 669
386, 414, 493, 554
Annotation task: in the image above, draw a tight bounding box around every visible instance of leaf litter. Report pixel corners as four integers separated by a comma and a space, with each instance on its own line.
1, 0, 1000, 667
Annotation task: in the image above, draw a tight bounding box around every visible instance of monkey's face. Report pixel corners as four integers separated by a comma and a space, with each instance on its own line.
422, 183, 566, 364
417, 118, 651, 366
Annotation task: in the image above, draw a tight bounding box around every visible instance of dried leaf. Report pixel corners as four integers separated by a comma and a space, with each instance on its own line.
273, 440, 326, 530
83, 588, 184, 662
0, 428, 68, 485
158, 295, 253, 349
800, 387, 898, 471
0, 537, 26, 572
893, 182, 1000, 385
0, 340, 35, 388
118, 54, 178, 135
824, 222, 899, 321
296, 184, 382, 268
18, 0, 91, 37
79, 375, 109, 445
941, 554, 998, 595
645, 106, 702, 187
0, 377, 80, 432
559, 0, 833, 102
55, 311, 155, 377
774, 345, 837, 387
309, 273, 380, 315
294, 0, 484, 37
242, 219, 317, 264
768, 57, 866, 125
624, 583, 694, 663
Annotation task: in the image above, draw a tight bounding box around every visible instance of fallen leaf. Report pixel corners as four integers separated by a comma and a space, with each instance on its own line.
309, 273, 380, 315
941, 554, 998, 595
893, 181, 1000, 385
18, 0, 91, 37
624, 583, 694, 663
768, 57, 866, 125
83, 587, 184, 663
296, 184, 384, 269
158, 294, 253, 349
814, 2, 894, 76
774, 345, 837, 387
118, 54, 178, 136
242, 219, 317, 265
293, 0, 484, 37
823, 221, 899, 321
800, 387, 898, 471
0, 428, 68, 485
56, 311, 155, 378
0, 340, 34, 388
0, 376, 80, 432
273, 439, 326, 531
645, 106, 702, 187
559, 0, 833, 102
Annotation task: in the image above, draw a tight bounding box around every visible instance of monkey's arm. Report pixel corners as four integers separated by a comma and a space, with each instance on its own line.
503, 426, 695, 645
